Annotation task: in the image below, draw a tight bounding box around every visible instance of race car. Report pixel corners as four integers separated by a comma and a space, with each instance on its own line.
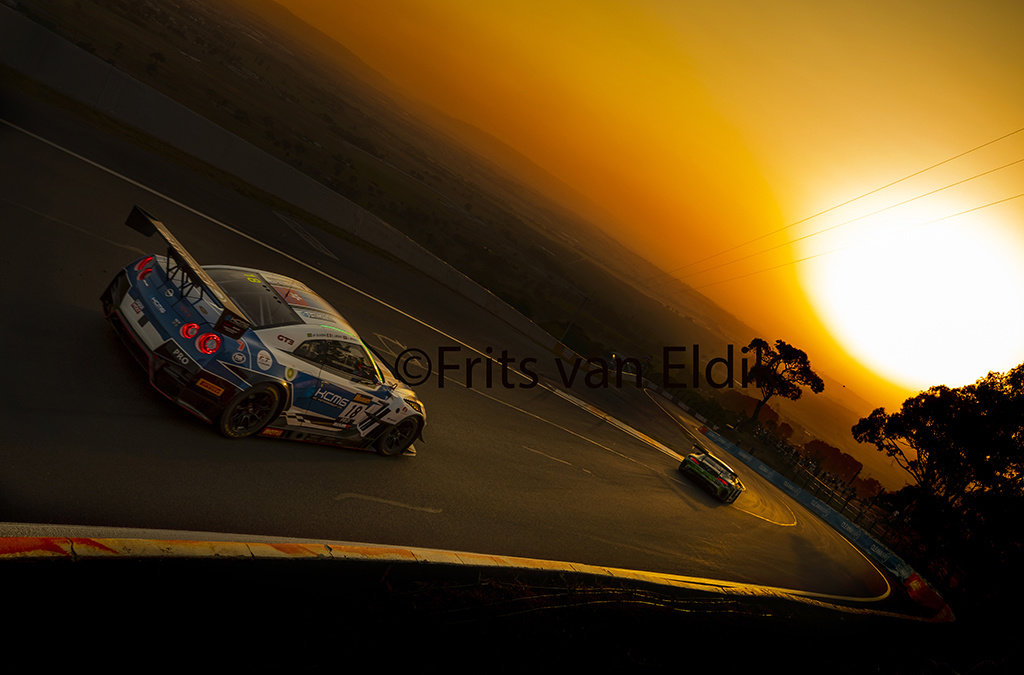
678, 448, 745, 503
101, 205, 425, 456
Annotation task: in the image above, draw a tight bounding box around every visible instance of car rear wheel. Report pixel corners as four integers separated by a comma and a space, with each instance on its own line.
217, 383, 282, 438
374, 417, 421, 457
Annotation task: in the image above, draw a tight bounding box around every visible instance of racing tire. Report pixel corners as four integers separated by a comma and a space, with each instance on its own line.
217, 383, 282, 439
374, 417, 422, 457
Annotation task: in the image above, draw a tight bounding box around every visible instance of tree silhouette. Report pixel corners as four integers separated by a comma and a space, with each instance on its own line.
743, 338, 824, 422
852, 363, 1024, 508
852, 363, 1024, 620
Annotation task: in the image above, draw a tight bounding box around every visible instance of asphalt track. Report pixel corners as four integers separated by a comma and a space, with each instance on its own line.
0, 88, 895, 616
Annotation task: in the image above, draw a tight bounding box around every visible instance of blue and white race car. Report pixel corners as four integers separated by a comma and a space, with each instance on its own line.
101, 206, 425, 456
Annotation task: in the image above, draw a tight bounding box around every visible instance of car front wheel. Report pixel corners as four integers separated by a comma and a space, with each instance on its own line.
374, 417, 421, 457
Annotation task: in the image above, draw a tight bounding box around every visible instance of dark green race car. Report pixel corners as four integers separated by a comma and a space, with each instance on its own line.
678, 450, 745, 504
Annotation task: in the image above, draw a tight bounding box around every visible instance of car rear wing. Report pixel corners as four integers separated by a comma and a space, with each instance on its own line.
126, 205, 252, 339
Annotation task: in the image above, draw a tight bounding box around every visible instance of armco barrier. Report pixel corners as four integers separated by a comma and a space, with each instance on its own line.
701, 428, 951, 618
703, 428, 915, 580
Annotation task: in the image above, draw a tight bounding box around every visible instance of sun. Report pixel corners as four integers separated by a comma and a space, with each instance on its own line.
798, 200, 1024, 392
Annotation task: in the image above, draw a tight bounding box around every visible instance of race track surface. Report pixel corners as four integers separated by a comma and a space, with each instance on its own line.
0, 90, 892, 608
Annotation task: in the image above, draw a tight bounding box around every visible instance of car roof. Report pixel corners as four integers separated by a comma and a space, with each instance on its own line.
204, 265, 359, 337
698, 452, 737, 475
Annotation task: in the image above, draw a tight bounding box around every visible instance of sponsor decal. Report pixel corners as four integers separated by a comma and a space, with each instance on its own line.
313, 387, 349, 408
130, 300, 143, 315
164, 288, 175, 298
232, 352, 246, 364
300, 310, 336, 323
306, 332, 350, 340
259, 427, 283, 437
276, 287, 309, 306
169, 346, 191, 367
285, 367, 297, 381
150, 297, 166, 314
155, 341, 200, 374
196, 378, 225, 397
277, 334, 295, 346
353, 394, 372, 405
214, 310, 249, 339
256, 350, 273, 371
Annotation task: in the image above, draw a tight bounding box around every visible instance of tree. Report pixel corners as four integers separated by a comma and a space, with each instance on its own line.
851, 363, 1024, 619
851, 364, 1024, 508
802, 439, 863, 483
743, 338, 824, 422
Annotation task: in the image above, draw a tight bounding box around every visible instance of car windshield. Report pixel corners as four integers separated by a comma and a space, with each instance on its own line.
206, 268, 302, 329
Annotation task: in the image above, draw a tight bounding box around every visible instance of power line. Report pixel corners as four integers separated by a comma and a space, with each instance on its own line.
641, 124, 1024, 287
694, 191, 1024, 290
679, 155, 1024, 280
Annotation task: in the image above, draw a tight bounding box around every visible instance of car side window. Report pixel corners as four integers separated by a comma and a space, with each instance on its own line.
294, 339, 378, 384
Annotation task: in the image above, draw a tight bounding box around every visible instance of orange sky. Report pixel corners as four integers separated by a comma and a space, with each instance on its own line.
275, 0, 1024, 409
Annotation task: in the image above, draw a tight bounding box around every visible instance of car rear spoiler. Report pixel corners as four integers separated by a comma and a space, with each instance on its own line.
126, 205, 252, 339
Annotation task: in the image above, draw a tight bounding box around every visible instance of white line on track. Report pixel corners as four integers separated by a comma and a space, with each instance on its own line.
522, 445, 593, 475
1, 198, 149, 256
333, 493, 442, 513
523, 445, 574, 466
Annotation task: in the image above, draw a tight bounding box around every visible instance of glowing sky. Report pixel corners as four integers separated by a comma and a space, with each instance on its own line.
275, 0, 1024, 406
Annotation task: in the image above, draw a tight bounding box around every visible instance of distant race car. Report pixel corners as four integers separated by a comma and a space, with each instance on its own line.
101, 206, 425, 456
678, 448, 745, 503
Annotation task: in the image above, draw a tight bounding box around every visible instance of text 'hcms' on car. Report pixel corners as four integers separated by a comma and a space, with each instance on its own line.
678, 448, 745, 503
101, 205, 425, 456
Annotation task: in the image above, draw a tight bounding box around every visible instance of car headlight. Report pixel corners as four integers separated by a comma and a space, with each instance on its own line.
405, 398, 423, 414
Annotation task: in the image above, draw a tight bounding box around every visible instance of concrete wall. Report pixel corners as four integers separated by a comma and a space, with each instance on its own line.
0, 4, 563, 353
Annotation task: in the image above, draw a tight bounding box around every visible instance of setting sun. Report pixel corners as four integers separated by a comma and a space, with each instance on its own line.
800, 202, 1024, 392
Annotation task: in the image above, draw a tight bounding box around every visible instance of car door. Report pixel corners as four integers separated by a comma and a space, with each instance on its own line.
290, 338, 393, 438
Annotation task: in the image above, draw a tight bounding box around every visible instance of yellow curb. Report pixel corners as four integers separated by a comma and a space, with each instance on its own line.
247, 542, 333, 558
325, 544, 418, 561
0, 536, 938, 621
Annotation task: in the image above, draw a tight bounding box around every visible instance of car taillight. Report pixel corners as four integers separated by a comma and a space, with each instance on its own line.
135, 256, 154, 281
718, 478, 730, 486
196, 333, 221, 355
180, 323, 200, 339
